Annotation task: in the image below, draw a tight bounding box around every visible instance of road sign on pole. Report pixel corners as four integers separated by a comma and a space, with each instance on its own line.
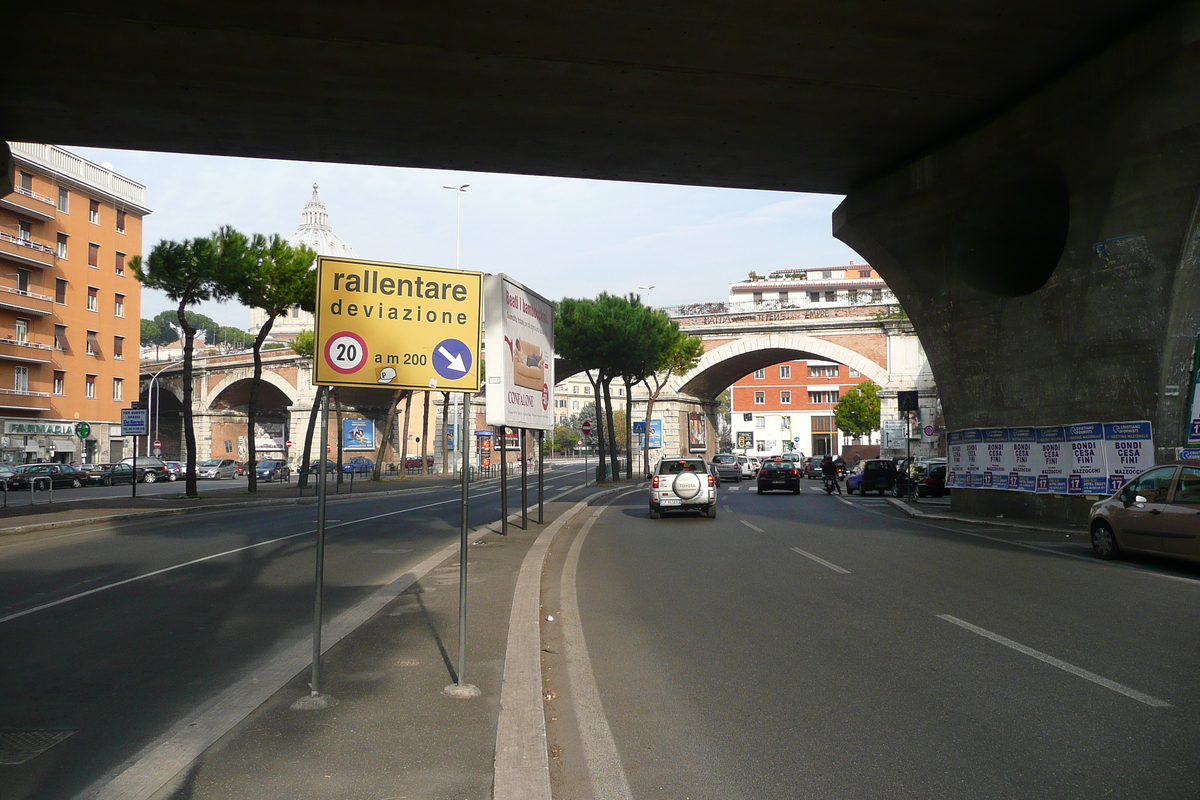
312, 256, 483, 392
121, 408, 149, 437
581, 420, 593, 436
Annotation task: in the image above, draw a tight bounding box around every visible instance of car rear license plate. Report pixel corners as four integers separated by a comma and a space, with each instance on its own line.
659, 498, 681, 506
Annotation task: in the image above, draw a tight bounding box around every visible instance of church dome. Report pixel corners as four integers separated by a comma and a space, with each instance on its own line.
286, 184, 357, 258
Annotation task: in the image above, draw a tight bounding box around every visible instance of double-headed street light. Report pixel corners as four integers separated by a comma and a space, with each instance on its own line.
638, 285, 656, 305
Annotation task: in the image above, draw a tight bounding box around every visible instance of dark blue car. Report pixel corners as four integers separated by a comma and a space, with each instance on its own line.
343, 456, 373, 474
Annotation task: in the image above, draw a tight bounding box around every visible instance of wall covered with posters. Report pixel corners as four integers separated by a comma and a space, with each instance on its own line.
946, 421, 1153, 496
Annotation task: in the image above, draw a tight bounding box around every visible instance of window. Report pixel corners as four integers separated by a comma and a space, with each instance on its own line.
56, 279, 67, 304
780, 391, 792, 404
822, 270, 832, 279
116, 210, 126, 234
809, 291, 820, 302
753, 369, 765, 379
781, 415, 791, 429
572, 401, 579, 411
14, 365, 28, 393
115, 252, 125, 276
53, 371, 64, 396
809, 390, 840, 404
847, 290, 859, 303
18, 220, 32, 241
112, 377, 123, 401
754, 391, 766, 405
88, 243, 99, 267
743, 413, 753, 422
872, 289, 883, 302
57, 186, 69, 213
849, 368, 860, 377
114, 294, 125, 317
225, 440, 234, 454
752, 291, 763, 304
56, 233, 68, 259
825, 290, 836, 302
114, 335, 124, 359
87, 287, 98, 311
780, 365, 791, 379
584, 386, 591, 394
86, 330, 99, 356
85, 375, 96, 399
54, 325, 68, 351
859, 269, 872, 278
572, 386, 578, 394
779, 291, 788, 305
17, 172, 33, 192
291, 305, 299, 318
16, 269, 29, 294
14, 319, 27, 343
809, 365, 839, 378
755, 415, 765, 429
89, 199, 100, 224
812, 416, 834, 432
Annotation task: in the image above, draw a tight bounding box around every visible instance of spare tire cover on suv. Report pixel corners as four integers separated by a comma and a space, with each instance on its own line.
672, 471, 702, 500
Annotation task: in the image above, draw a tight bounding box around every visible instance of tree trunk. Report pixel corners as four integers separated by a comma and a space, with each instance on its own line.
441, 392, 451, 475
623, 377, 634, 480
399, 391, 413, 479
603, 377, 619, 481
373, 388, 406, 481
642, 379, 662, 479
334, 388, 344, 483
300, 385, 326, 488
245, 315, 276, 493
586, 371, 607, 482
177, 304, 199, 497
421, 391, 431, 475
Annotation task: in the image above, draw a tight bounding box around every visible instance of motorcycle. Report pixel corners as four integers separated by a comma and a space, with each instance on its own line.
823, 473, 839, 495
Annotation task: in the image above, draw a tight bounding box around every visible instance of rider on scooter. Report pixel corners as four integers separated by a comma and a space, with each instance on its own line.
820, 454, 842, 495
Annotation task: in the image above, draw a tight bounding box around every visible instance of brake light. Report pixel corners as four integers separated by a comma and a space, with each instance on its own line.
652, 476, 660, 489
789, 469, 799, 476
708, 474, 716, 487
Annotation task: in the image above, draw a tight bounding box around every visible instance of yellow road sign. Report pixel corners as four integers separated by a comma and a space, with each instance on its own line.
313, 256, 483, 391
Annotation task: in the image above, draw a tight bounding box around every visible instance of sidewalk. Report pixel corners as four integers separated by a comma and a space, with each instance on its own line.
884, 496, 1087, 536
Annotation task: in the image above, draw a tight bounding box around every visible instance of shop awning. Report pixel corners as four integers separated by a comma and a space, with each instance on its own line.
51, 439, 75, 452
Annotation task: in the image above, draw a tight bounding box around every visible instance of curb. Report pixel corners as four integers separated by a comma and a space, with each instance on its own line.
883, 497, 1085, 535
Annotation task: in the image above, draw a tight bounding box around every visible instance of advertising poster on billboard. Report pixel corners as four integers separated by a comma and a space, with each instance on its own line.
1102, 421, 1154, 494
1065, 423, 1106, 494
961, 429, 984, 487
648, 419, 662, 449
1035, 426, 1067, 493
484, 274, 555, 431
1009, 427, 1038, 492
1189, 360, 1200, 444
687, 412, 707, 454
254, 422, 286, 452
342, 418, 375, 451
981, 428, 1012, 490
946, 430, 964, 488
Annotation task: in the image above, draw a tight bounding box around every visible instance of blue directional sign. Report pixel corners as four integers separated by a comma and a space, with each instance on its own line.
433, 338, 474, 381
632, 421, 646, 434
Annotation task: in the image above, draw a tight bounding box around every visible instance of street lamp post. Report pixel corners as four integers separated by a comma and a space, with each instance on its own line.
638, 285, 656, 305
142, 362, 174, 457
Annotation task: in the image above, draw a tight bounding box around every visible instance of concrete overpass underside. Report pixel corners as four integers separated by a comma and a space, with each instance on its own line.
11, 1, 1198, 522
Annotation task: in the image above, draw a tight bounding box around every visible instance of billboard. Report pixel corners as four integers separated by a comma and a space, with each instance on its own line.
313, 256, 483, 391
342, 418, 375, 451
946, 420, 1153, 496
647, 419, 662, 449
687, 412, 707, 454
484, 274, 555, 430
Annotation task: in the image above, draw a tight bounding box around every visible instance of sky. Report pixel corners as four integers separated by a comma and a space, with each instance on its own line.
71, 147, 863, 330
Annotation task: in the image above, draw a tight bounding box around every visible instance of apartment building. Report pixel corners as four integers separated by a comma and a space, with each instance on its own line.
0, 143, 148, 464
553, 372, 628, 427
727, 262, 896, 310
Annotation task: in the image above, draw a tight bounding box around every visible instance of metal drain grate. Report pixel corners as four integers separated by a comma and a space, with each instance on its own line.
0, 729, 77, 765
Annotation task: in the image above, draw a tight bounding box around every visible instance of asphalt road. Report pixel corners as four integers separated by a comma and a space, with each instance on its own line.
0, 463, 588, 800
555, 481, 1200, 799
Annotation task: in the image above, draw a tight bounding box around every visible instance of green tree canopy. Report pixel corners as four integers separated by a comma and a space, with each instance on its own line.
291, 329, 315, 358
834, 381, 881, 437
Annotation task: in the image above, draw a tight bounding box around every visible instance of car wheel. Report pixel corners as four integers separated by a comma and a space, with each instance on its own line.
649, 506, 660, 519
143, 472, 157, 484
71, 478, 82, 488
1091, 521, 1121, 560
103, 476, 112, 486
706, 504, 717, 519
891, 483, 902, 498
169, 474, 178, 482
793, 486, 800, 494
757, 486, 763, 495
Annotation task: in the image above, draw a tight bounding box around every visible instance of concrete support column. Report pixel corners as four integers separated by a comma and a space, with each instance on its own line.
834, 2, 1200, 522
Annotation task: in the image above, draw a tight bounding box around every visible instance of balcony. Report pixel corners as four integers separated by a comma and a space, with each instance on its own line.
0, 187, 57, 221
0, 285, 53, 316
0, 232, 55, 268
0, 337, 54, 364
0, 388, 52, 412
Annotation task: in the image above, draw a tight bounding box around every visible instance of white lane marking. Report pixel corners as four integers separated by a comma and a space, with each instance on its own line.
740, 520, 764, 533
560, 508, 634, 799
789, 547, 850, 574
723, 505, 732, 513
0, 493, 486, 626
937, 614, 1171, 708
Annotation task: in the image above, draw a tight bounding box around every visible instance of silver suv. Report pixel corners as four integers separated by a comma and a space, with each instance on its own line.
649, 456, 718, 519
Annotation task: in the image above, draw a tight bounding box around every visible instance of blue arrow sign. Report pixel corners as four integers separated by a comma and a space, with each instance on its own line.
433, 338, 473, 380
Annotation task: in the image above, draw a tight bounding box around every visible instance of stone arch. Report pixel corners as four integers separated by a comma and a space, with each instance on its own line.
204, 369, 298, 411
671, 334, 887, 400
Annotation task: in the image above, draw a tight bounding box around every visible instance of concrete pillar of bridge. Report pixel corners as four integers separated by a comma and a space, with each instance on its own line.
834, 2, 1200, 523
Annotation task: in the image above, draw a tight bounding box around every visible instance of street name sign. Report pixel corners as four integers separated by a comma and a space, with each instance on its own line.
313, 256, 483, 391
121, 408, 149, 437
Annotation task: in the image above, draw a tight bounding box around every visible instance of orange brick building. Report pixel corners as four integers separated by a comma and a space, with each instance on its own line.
0, 143, 148, 464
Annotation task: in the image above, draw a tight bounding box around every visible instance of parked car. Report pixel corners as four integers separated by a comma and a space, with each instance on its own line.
195, 458, 239, 480
117, 456, 173, 483
9, 463, 86, 490
405, 455, 435, 469
804, 456, 824, 480
737, 455, 755, 479
160, 461, 185, 481
255, 459, 291, 482
710, 453, 743, 482
649, 456, 717, 519
343, 456, 374, 474
0, 464, 16, 487
1090, 461, 1200, 563
90, 463, 154, 486
846, 458, 897, 495
892, 458, 948, 498
757, 459, 801, 494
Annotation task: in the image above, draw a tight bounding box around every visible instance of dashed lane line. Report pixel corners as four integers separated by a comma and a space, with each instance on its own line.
740, 520, 764, 533
789, 547, 851, 574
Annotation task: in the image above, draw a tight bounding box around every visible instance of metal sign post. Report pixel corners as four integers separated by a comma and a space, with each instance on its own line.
520, 429, 528, 530
122, 406, 149, 499
445, 389, 480, 698
538, 430, 545, 524
498, 425, 508, 536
